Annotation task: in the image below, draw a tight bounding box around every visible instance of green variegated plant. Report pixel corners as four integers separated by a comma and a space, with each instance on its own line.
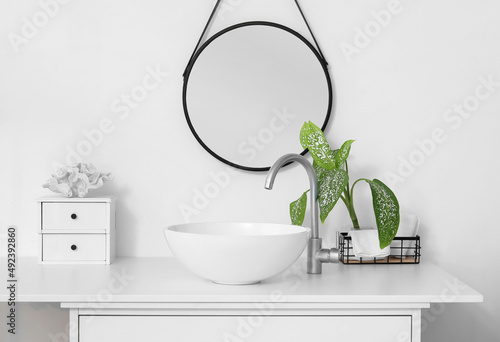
290, 121, 400, 249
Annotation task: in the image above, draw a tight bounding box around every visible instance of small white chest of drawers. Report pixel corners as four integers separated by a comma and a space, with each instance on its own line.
37, 196, 116, 264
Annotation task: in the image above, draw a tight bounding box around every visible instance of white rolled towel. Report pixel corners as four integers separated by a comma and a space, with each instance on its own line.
348, 230, 390, 259
391, 213, 420, 257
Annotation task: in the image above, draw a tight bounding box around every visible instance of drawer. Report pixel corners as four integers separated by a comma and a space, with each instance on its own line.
80, 315, 412, 342
42, 234, 106, 262
42, 202, 108, 230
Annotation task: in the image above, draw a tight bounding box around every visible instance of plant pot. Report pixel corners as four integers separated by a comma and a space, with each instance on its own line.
342, 226, 390, 261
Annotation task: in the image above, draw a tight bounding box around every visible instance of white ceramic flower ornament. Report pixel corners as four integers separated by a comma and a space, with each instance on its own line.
43, 162, 113, 198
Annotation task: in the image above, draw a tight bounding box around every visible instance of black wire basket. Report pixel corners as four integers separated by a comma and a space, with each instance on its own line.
338, 232, 421, 264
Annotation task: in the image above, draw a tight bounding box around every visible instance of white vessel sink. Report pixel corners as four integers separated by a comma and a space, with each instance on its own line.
163, 222, 309, 285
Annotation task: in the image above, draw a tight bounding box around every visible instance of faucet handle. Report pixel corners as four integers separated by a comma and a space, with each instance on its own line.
317, 247, 339, 264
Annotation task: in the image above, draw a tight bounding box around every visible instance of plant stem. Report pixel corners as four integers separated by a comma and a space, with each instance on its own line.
341, 188, 359, 229
340, 194, 348, 206
344, 178, 370, 229
350, 178, 370, 200
347, 199, 360, 229
344, 162, 350, 202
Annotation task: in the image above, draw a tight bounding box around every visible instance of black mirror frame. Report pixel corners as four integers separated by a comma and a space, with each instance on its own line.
182, 21, 333, 172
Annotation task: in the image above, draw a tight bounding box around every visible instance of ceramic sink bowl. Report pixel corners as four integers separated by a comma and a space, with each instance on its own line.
164, 222, 309, 285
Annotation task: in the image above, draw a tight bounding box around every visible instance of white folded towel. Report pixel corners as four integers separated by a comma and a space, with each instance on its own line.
391, 213, 420, 257
348, 230, 390, 259
397, 213, 420, 237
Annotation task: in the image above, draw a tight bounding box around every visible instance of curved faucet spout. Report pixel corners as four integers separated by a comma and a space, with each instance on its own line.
265, 154, 319, 240
265, 153, 339, 274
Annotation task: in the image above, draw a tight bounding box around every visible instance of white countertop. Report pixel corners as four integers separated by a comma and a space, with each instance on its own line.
0, 257, 482, 304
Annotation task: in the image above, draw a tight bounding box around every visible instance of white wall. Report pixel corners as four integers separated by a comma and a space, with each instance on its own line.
1, 0, 499, 341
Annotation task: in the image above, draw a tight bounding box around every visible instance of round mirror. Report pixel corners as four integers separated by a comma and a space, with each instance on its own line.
183, 21, 333, 171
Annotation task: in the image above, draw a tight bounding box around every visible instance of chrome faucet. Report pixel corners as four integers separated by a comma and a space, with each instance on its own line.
265, 153, 339, 274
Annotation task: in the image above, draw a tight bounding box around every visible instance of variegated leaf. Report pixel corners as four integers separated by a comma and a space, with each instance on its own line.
299, 121, 335, 170
334, 140, 355, 169
318, 168, 349, 224
312, 160, 326, 181
290, 190, 308, 226
367, 179, 400, 249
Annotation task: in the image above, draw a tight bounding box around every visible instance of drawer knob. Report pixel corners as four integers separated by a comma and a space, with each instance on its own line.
70, 213, 77, 220
71, 244, 77, 251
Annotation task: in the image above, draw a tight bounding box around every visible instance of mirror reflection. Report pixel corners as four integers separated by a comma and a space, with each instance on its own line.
183, 22, 333, 171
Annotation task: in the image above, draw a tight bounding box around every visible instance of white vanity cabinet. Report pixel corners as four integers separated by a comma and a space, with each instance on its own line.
0, 258, 482, 342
